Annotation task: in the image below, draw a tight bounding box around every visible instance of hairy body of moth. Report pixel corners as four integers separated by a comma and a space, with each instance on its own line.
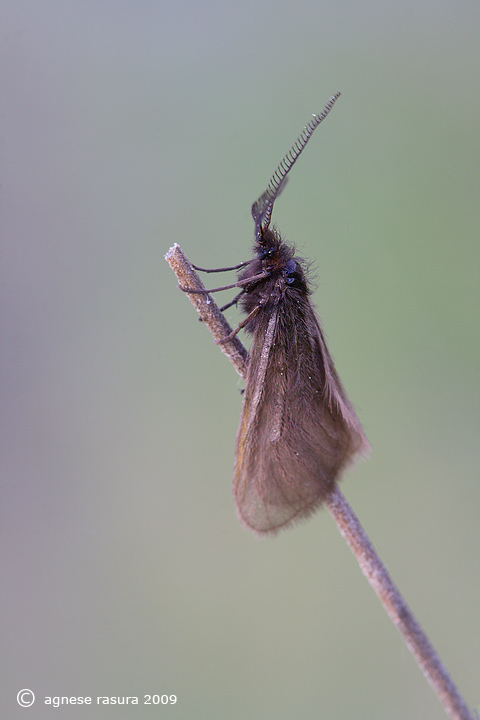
234, 226, 369, 534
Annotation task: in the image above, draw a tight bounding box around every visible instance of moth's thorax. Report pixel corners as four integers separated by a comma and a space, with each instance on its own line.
238, 227, 310, 326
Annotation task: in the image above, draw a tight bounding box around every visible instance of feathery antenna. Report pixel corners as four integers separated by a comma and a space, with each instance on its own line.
252, 92, 341, 241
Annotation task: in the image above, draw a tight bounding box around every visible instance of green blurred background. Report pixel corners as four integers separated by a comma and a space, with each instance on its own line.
2, 1, 479, 718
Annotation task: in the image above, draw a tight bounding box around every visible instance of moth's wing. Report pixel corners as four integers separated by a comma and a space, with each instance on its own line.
234, 301, 369, 535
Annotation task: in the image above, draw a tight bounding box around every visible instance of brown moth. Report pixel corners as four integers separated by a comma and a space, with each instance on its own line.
183, 93, 369, 534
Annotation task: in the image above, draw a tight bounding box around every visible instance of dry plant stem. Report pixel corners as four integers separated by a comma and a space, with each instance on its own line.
165, 244, 247, 375
165, 242, 474, 720
326, 491, 475, 720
